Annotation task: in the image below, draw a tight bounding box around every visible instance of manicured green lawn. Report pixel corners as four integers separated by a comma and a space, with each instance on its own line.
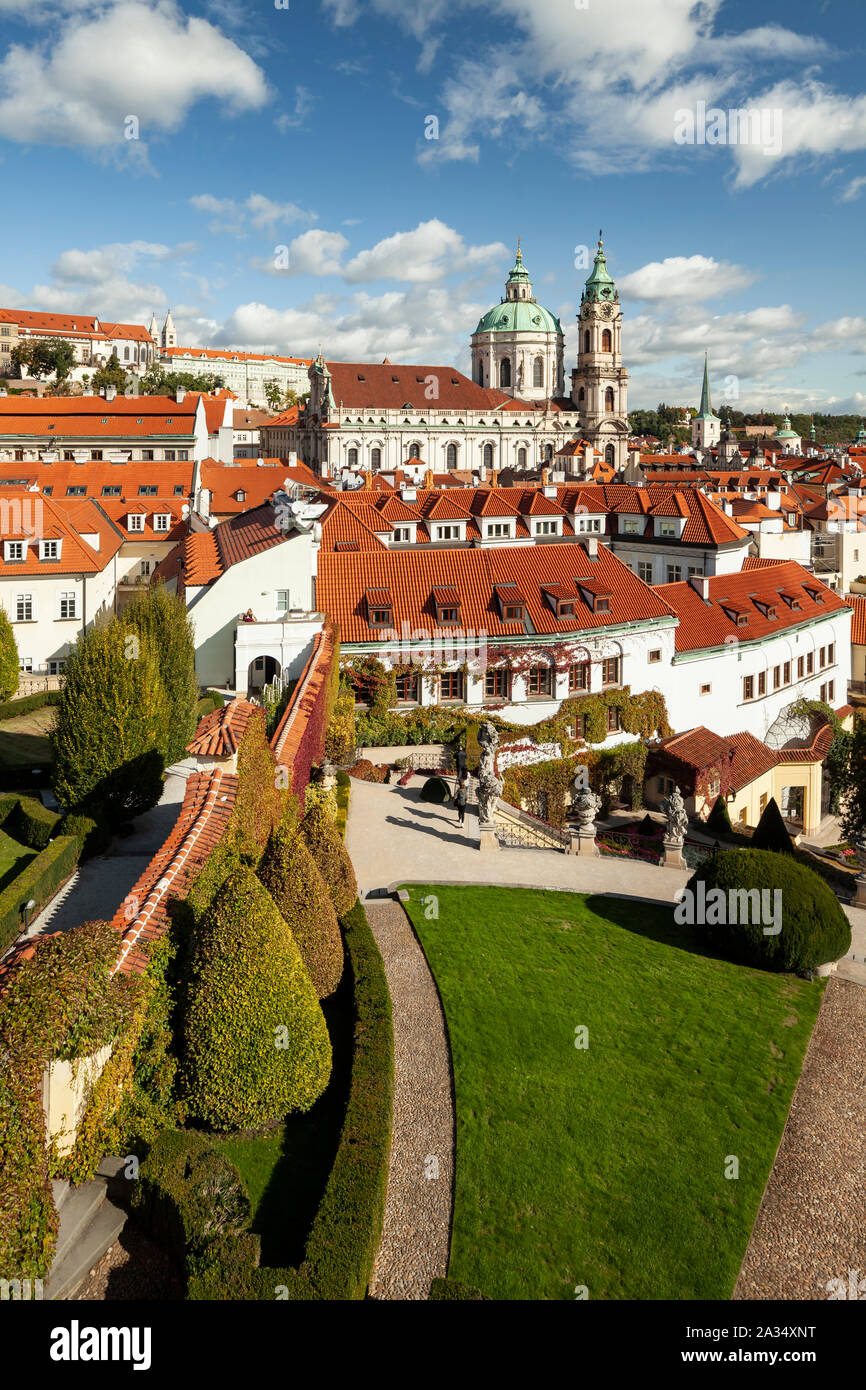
0, 826, 36, 890
401, 884, 823, 1301
211, 974, 355, 1267
0, 706, 55, 770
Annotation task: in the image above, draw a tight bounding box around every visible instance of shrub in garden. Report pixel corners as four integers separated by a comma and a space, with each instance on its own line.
229, 706, 283, 859
0, 607, 19, 701
56, 812, 112, 859
123, 585, 199, 767
419, 775, 451, 805
131, 1129, 253, 1263
258, 825, 344, 998
324, 689, 355, 765
300, 804, 358, 918
183, 865, 332, 1130
683, 848, 851, 972
751, 797, 795, 855
10, 795, 60, 849
705, 794, 734, 835
51, 621, 168, 820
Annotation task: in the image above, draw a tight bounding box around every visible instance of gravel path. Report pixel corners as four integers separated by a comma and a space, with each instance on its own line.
734, 977, 866, 1301
365, 898, 454, 1301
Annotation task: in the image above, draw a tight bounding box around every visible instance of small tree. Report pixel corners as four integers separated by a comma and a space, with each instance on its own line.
11, 337, 75, 382
751, 797, 795, 855
91, 353, 129, 394
183, 865, 332, 1130
262, 379, 283, 413
258, 825, 344, 998
300, 803, 358, 917
0, 606, 19, 700
51, 620, 169, 818
123, 585, 198, 767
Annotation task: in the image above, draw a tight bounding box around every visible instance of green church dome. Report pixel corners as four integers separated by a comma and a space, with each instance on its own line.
474, 299, 562, 335
474, 241, 562, 336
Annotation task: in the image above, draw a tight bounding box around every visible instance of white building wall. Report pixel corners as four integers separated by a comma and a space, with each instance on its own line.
184, 533, 316, 688
660, 609, 852, 738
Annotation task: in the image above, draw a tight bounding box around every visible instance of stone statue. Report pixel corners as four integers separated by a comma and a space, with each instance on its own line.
661, 784, 688, 843
573, 785, 601, 830
476, 721, 503, 824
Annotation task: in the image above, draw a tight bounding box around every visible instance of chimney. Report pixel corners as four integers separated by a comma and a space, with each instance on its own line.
401, 486, 417, 502
199, 487, 211, 522
105, 385, 117, 402
585, 535, 598, 560
0, 388, 6, 398
288, 450, 298, 469
689, 574, 710, 601
176, 385, 186, 404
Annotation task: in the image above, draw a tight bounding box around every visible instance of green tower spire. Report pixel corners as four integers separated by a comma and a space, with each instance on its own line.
507, 238, 531, 286
582, 230, 617, 303
696, 353, 715, 421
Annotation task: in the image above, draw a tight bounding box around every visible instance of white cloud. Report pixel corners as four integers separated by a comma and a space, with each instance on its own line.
189, 192, 316, 236
729, 80, 866, 189
839, 175, 866, 202
0, 0, 269, 148
619, 256, 757, 304
275, 85, 315, 133
342, 220, 507, 283
275, 230, 350, 278
49, 240, 195, 284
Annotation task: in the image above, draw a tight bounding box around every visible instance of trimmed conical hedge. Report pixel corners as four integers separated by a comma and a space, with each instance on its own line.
300, 804, 358, 918
258, 825, 344, 998
183, 865, 332, 1130
751, 797, 795, 854
683, 847, 851, 972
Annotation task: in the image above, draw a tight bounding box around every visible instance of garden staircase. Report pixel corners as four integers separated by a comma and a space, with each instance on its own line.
44, 1158, 127, 1300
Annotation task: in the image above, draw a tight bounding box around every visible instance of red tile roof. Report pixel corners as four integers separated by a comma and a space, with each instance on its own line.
844, 594, 866, 646
165, 346, 311, 366
318, 539, 675, 644
187, 697, 256, 757
325, 361, 511, 411
657, 562, 849, 652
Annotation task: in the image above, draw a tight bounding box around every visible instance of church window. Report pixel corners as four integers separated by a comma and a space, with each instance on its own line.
605, 444, 615, 465
476, 359, 484, 385
578, 388, 585, 404
446, 443, 457, 468
371, 447, 381, 467
533, 357, 544, 388
517, 447, 527, 468
601, 329, 612, 352
408, 443, 421, 459
348, 447, 358, 467
544, 444, 553, 461
499, 357, 512, 388
604, 387, 615, 411
483, 443, 494, 468
583, 331, 590, 354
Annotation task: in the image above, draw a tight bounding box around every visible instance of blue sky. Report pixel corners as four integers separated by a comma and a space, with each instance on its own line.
1, 0, 865, 412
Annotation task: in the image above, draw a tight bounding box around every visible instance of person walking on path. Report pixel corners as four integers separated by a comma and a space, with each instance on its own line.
454, 778, 468, 826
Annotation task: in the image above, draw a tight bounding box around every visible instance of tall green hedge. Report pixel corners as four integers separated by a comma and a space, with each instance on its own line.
301, 804, 358, 918
131, 1129, 254, 1264
187, 899, 394, 1301
0, 607, 19, 701
123, 586, 198, 767
51, 620, 168, 819
0, 835, 80, 954
183, 865, 332, 1131
0, 691, 62, 721
258, 826, 344, 999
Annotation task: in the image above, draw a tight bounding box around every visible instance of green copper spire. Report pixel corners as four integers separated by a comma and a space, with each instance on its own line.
695, 353, 716, 421
582, 230, 617, 303
810, 416, 816, 442
507, 238, 531, 286
776, 410, 799, 440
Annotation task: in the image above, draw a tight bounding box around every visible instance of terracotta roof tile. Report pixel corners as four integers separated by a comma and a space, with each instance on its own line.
658, 562, 849, 652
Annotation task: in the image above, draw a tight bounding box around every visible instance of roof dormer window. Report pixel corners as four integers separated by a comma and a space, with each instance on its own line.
432, 585, 461, 626
365, 588, 393, 629
40, 538, 61, 561
127, 513, 145, 532
4, 541, 25, 563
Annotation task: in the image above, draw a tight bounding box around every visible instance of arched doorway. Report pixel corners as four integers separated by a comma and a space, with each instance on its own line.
248, 655, 280, 692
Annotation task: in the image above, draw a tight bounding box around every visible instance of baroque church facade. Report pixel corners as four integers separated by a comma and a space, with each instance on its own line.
271, 236, 631, 482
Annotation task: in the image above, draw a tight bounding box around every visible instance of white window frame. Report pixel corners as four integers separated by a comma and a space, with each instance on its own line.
153, 513, 171, 533
40, 539, 61, 561
57, 590, 77, 620
4, 540, 25, 562
276, 590, 290, 615
127, 514, 145, 532
15, 593, 34, 622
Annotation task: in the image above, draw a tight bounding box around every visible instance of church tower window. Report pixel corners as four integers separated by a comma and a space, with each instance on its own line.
604, 387, 615, 411
583, 331, 590, 354
605, 444, 615, 466
533, 356, 544, 388
499, 358, 511, 388
601, 329, 612, 352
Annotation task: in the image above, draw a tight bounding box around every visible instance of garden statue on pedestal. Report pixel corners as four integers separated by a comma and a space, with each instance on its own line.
661, 785, 689, 844
476, 720, 503, 825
